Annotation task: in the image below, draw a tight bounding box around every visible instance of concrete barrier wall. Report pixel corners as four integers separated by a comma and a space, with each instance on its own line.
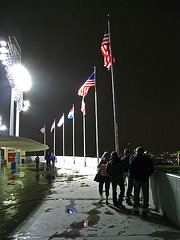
150, 172, 180, 229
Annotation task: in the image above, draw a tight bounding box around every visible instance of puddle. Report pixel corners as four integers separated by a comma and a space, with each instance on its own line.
49, 229, 81, 239
0, 161, 55, 239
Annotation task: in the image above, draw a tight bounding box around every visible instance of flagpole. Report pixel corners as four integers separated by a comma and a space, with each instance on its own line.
108, 15, 119, 154
54, 119, 56, 155
44, 124, 46, 158
94, 66, 99, 164
73, 104, 75, 164
63, 113, 65, 157
83, 97, 86, 166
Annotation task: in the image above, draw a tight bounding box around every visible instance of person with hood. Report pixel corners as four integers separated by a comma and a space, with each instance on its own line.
129, 146, 154, 216
106, 151, 125, 207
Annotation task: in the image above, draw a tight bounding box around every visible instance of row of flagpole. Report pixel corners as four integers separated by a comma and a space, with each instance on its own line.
40, 16, 119, 165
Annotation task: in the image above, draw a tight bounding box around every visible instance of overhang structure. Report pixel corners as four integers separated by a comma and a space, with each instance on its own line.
0, 133, 49, 152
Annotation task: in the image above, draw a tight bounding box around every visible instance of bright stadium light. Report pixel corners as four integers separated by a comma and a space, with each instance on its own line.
10, 64, 32, 92
23, 100, 30, 111
0, 40, 7, 47
0, 36, 32, 136
0, 47, 8, 54
0, 53, 7, 61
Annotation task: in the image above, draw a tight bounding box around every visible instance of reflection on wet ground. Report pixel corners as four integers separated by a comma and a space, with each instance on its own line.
2, 159, 180, 239
0, 161, 57, 239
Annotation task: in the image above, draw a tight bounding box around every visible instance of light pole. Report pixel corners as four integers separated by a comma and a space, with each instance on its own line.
0, 36, 31, 136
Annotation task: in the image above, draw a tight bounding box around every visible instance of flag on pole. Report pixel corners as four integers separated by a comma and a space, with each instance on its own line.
40, 127, 45, 134
50, 121, 55, 132
57, 115, 64, 127
68, 106, 74, 119
78, 73, 95, 97
101, 27, 114, 70
81, 97, 86, 116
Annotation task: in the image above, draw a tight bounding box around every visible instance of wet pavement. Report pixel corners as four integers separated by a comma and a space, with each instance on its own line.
1, 158, 180, 240
0, 161, 55, 239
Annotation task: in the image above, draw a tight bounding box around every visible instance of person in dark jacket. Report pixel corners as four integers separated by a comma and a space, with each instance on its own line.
35, 155, 40, 169
45, 152, 51, 168
121, 149, 133, 205
129, 146, 154, 216
106, 151, 125, 207
50, 152, 56, 169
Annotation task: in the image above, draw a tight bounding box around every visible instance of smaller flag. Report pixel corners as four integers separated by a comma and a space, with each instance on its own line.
68, 106, 74, 119
57, 114, 64, 127
81, 97, 86, 116
78, 73, 95, 97
50, 121, 55, 132
40, 127, 45, 134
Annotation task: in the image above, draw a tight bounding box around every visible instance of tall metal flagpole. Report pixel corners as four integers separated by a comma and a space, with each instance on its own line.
54, 119, 56, 155
63, 113, 65, 157
108, 15, 119, 154
73, 104, 75, 164
44, 124, 46, 158
94, 66, 99, 164
82, 97, 86, 166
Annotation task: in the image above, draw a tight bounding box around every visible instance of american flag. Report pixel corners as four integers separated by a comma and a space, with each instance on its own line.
40, 127, 45, 134
78, 73, 95, 97
101, 27, 112, 70
81, 97, 86, 116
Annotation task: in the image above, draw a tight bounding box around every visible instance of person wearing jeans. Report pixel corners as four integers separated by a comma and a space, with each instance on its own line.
133, 180, 149, 210
106, 151, 125, 207
129, 146, 154, 216
97, 151, 111, 204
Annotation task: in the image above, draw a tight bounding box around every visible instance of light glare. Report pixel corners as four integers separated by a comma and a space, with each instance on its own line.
0, 125, 6, 131
10, 64, 32, 91
23, 100, 30, 111
0, 47, 8, 54
0, 41, 7, 47
0, 54, 7, 61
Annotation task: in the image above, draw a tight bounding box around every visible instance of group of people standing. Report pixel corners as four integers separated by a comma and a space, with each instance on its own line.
35, 152, 56, 169
97, 146, 154, 216
45, 152, 56, 169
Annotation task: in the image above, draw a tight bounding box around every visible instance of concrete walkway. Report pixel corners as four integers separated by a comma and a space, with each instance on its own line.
9, 157, 180, 240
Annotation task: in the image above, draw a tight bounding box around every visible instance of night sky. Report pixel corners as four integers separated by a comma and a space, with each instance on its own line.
0, 0, 180, 156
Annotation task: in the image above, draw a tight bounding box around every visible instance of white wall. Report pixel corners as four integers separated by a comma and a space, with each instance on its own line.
150, 172, 180, 229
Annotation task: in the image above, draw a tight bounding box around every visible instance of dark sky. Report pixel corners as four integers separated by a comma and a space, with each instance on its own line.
0, 0, 180, 156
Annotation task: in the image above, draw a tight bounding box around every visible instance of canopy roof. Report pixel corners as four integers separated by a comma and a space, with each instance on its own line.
0, 133, 49, 152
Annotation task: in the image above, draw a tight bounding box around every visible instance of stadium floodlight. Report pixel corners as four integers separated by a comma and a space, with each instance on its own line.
22, 100, 30, 111
0, 47, 8, 54
10, 64, 32, 92
0, 53, 7, 61
0, 36, 32, 136
0, 40, 7, 47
